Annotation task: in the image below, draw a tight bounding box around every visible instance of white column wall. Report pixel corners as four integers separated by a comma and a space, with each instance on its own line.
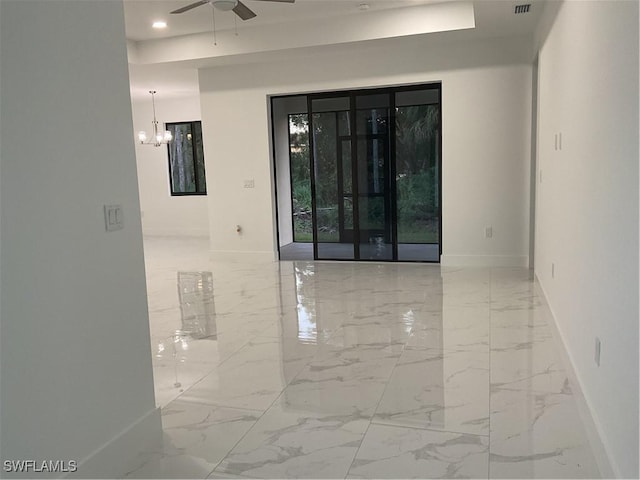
0, 1, 160, 477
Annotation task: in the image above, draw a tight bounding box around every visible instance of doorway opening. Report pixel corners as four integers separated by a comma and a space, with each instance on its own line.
272, 83, 441, 262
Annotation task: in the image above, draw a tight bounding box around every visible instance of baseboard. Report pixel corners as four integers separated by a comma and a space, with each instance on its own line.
440, 254, 528, 267
65, 407, 162, 479
209, 250, 277, 262
534, 274, 618, 479
142, 227, 209, 237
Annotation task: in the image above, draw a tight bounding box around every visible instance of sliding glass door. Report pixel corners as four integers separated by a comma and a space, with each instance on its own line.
306, 84, 440, 262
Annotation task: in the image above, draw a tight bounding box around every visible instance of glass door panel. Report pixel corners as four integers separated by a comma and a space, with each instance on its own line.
395, 88, 441, 261
310, 95, 354, 260
355, 94, 393, 260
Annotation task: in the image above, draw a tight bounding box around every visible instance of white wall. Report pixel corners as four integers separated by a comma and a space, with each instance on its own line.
199, 34, 532, 264
132, 95, 209, 237
535, 1, 639, 477
0, 1, 160, 477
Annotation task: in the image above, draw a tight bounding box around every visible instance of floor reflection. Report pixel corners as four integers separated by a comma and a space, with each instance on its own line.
177, 271, 216, 339
151, 269, 219, 405
294, 264, 317, 344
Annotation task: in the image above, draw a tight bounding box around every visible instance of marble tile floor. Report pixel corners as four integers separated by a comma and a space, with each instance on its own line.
126, 236, 601, 479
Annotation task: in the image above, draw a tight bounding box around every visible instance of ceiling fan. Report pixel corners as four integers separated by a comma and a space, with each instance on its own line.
171, 0, 294, 21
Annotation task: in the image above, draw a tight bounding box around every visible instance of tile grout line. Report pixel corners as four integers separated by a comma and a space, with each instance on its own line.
207, 309, 329, 478
488, 267, 493, 480
155, 324, 271, 478
167, 334, 255, 407
342, 334, 408, 479
368, 420, 490, 438
206, 379, 293, 478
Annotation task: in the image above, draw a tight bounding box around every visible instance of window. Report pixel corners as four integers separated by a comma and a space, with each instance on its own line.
166, 121, 207, 195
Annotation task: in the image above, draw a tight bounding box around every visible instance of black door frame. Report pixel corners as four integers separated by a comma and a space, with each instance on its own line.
272, 82, 442, 263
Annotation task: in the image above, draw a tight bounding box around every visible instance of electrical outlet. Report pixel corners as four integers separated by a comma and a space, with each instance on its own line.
595, 337, 601, 367
244, 179, 255, 189
485, 226, 493, 239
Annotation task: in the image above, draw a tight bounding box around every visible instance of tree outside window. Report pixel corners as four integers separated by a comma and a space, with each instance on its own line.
166, 121, 207, 195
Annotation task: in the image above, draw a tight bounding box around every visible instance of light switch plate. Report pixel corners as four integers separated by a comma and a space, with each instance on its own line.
104, 204, 124, 232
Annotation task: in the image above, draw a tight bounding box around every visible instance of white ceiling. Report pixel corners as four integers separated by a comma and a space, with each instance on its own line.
125, 0, 546, 100
124, 0, 456, 41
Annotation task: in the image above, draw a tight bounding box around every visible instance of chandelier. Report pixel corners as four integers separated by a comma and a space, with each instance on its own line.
137, 90, 172, 147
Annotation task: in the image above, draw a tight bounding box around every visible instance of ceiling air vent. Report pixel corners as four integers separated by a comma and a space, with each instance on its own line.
515, 4, 531, 14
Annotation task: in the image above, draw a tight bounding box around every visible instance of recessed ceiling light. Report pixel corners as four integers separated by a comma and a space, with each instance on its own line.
358, 3, 370, 11
152, 21, 167, 29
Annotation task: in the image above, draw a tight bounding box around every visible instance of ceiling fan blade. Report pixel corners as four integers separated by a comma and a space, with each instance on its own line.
171, 0, 209, 14
233, 1, 257, 20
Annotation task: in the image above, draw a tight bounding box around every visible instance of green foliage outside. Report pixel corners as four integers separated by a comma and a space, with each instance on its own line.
288, 104, 440, 244
312, 112, 340, 239
395, 104, 439, 243
289, 114, 313, 242
396, 168, 439, 244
